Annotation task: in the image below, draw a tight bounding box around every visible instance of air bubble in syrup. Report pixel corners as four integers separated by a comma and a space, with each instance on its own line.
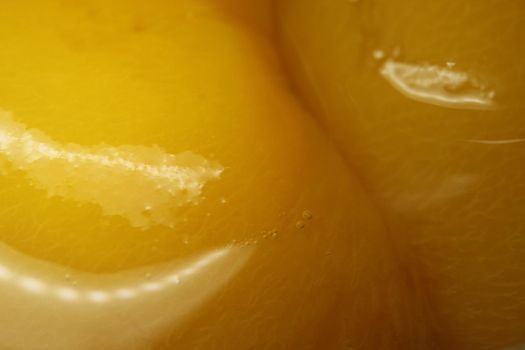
302, 210, 313, 220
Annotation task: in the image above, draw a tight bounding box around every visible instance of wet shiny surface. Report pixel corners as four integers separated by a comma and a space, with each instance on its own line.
378, 59, 496, 110
0, 0, 411, 349
0, 242, 251, 349
277, 0, 525, 348
0, 111, 223, 229
1, 0, 523, 349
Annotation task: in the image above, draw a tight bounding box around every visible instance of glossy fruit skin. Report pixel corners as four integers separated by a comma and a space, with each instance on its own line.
0, 1, 433, 349
277, 0, 525, 349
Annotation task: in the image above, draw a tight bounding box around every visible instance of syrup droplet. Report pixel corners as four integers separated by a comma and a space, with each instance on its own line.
302, 210, 313, 220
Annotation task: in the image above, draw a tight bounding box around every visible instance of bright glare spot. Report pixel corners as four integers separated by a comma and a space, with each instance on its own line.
372, 49, 385, 61
165, 274, 180, 285
195, 249, 227, 268
0, 111, 224, 230
179, 267, 197, 277
56, 287, 79, 301
380, 59, 495, 110
19, 277, 47, 294
114, 288, 137, 299
0, 264, 12, 280
141, 282, 163, 292
466, 138, 525, 145
87, 291, 110, 303
212, 249, 228, 258
192, 257, 214, 269
175, 249, 229, 278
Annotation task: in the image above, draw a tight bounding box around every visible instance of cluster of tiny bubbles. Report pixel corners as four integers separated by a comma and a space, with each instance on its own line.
258, 229, 279, 240
228, 210, 315, 247
296, 210, 314, 230
228, 237, 258, 247
244, 238, 259, 247
260, 210, 315, 241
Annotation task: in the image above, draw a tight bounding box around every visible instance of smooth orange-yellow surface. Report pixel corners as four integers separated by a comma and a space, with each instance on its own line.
0, 0, 523, 349
0, 0, 431, 349
277, 0, 525, 349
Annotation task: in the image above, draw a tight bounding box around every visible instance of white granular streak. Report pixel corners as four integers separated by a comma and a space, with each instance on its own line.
380, 59, 495, 110
0, 111, 223, 229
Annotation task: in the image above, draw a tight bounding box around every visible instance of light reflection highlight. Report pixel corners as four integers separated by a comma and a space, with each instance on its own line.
87, 291, 110, 303
0, 110, 223, 229
140, 282, 163, 293
380, 59, 495, 110
19, 277, 46, 294
114, 288, 137, 300
0, 247, 237, 304
0, 264, 11, 279
0, 241, 253, 350
466, 138, 525, 145
56, 287, 80, 302
165, 274, 181, 285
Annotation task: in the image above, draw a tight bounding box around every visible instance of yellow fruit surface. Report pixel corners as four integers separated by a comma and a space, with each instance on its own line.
1, 0, 523, 349
277, 0, 525, 349
0, 0, 430, 349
